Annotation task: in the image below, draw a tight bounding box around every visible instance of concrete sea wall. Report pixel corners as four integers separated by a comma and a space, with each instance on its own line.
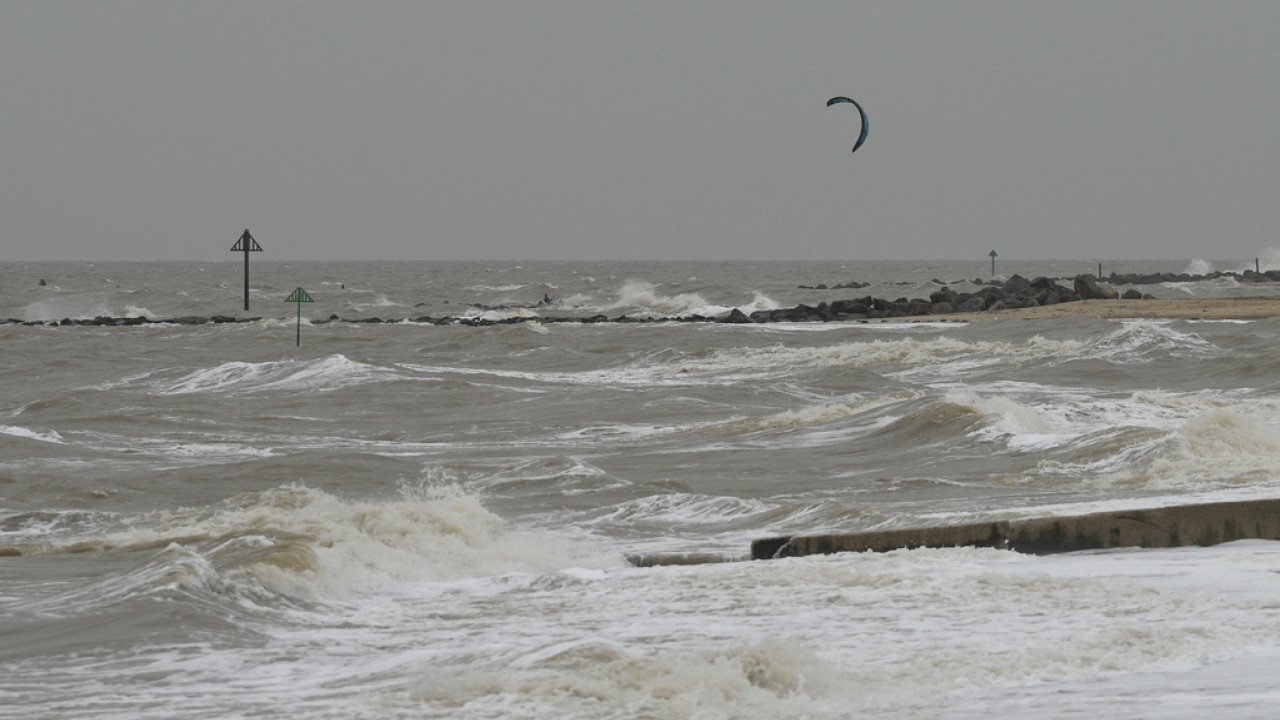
751, 498, 1280, 560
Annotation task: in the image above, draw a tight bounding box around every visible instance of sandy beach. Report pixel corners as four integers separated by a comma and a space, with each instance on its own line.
914, 297, 1280, 322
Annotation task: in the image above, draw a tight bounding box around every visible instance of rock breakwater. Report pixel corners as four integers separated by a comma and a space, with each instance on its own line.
3, 274, 1146, 327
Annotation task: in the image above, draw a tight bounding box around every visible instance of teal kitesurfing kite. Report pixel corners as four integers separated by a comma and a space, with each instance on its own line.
826, 96, 869, 153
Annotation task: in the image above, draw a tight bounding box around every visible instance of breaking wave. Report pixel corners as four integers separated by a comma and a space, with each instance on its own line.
7, 483, 622, 602
155, 355, 400, 395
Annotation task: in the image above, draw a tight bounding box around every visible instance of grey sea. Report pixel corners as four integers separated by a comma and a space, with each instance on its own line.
5, 258, 1280, 719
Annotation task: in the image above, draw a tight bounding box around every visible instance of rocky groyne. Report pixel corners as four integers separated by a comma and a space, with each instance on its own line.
7, 274, 1148, 327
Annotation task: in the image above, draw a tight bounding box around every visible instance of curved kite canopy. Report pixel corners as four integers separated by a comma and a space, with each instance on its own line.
826, 96, 869, 153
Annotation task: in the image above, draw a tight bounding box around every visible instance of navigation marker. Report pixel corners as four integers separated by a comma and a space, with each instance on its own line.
230, 229, 263, 311
285, 286, 314, 346
988, 249, 998, 277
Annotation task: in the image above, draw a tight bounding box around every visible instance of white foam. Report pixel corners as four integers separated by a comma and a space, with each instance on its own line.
394, 542, 1280, 719
156, 355, 398, 395
0, 425, 63, 443
1103, 408, 1280, 491
20, 299, 114, 322
713, 395, 905, 437
676, 335, 1083, 383
224, 484, 615, 598
951, 390, 1063, 450
606, 280, 714, 317
741, 291, 780, 312
400, 335, 1079, 390
258, 316, 314, 329
459, 306, 541, 322
1184, 258, 1215, 275
1076, 321, 1219, 363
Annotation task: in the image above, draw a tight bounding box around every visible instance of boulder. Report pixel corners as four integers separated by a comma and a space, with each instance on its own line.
975, 286, 1008, 309
1073, 274, 1119, 300
930, 287, 962, 306
830, 299, 869, 315
1004, 274, 1031, 290
719, 308, 753, 323
907, 299, 934, 316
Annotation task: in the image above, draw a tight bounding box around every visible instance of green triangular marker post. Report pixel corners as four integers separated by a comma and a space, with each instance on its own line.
285, 287, 315, 346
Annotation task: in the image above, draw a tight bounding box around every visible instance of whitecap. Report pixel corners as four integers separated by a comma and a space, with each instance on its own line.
155, 355, 398, 396
0, 425, 64, 443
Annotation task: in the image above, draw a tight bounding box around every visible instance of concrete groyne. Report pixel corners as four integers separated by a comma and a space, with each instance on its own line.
751, 498, 1280, 560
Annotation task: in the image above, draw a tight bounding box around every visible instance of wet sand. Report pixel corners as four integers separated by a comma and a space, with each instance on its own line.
909, 297, 1280, 322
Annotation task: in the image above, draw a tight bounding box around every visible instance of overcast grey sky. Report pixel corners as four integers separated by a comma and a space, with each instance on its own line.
3, 1, 1278, 261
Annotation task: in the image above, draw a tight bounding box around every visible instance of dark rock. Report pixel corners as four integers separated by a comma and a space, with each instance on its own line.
776, 306, 812, 322
907, 299, 934, 316
831, 299, 869, 315
1074, 274, 1119, 300
975, 287, 1008, 309
720, 308, 753, 324
930, 288, 962, 306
